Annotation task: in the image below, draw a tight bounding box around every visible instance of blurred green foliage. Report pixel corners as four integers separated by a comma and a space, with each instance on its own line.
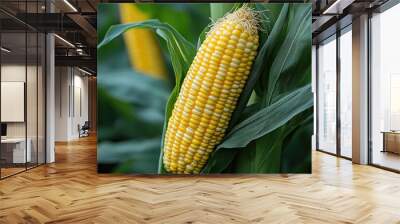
137, 4, 210, 44
97, 4, 130, 74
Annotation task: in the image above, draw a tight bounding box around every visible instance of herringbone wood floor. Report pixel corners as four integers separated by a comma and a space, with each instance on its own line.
1, 135, 400, 224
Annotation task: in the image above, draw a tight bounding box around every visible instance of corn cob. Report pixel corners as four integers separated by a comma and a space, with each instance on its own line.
119, 4, 167, 79
163, 7, 259, 174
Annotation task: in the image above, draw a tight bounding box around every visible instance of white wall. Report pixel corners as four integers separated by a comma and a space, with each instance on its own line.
54, 67, 89, 141
55, 66, 69, 141
72, 73, 89, 138
1, 63, 46, 164
1, 65, 26, 136
1, 65, 34, 138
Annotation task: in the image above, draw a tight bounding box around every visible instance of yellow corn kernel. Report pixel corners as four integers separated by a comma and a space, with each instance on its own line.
163, 7, 259, 174
119, 4, 167, 79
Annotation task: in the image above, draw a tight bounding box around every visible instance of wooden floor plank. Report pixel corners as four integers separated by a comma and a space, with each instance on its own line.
0, 135, 400, 223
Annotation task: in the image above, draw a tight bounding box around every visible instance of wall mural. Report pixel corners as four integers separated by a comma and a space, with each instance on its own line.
97, 3, 313, 174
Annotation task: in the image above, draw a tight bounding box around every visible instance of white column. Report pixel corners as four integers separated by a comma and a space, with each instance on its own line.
352, 14, 369, 164
45, 0, 56, 163
46, 32, 55, 163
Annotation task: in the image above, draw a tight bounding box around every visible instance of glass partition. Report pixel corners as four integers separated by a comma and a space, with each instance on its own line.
0, 1, 46, 179
1, 30, 27, 177
317, 35, 337, 154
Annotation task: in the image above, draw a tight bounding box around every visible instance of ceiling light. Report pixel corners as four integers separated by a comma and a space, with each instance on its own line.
63, 0, 78, 12
323, 0, 343, 14
54, 34, 75, 48
76, 48, 85, 55
78, 67, 92, 76
1, 47, 11, 53
322, 0, 354, 15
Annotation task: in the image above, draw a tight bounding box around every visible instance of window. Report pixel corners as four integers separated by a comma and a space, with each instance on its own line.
370, 3, 400, 171
339, 27, 352, 158
317, 36, 337, 154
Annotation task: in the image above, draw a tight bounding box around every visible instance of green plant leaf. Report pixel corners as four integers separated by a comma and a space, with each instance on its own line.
223, 84, 312, 149
98, 138, 161, 174
254, 109, 313, 173
202, 84, 313, 173
97, 70, 168, 173
97, 20, 195, 79
253, 128, 285, 172
233, 127, 284, 173
98, 69, 169, 110
97, 4, 131, 75
264, 4, 312, 106
255, 4, 289, 96
272, 6, 312, 100
137, 4, 211, 44
228, 108, 312, 173
97, 70, 168, 142
280, 114, 313, 173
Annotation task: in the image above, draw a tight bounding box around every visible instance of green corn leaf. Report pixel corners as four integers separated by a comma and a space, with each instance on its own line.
264, 4, 312, 106
97, 70, 168, 142
234, 127, 284, 173
223, 84, 312, 149
253, 109, 313, 173
202, 84, 313, 173
97, 20, 195, 83
255, 4, 289, 96
280, 114, 313, 173
98, 69, 169, 111
272, 10, 312, 101
98, 138, 162, 174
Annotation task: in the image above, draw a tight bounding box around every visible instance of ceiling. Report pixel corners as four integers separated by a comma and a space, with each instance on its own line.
312, 0, 390, 43
0, 0, 98, 74
0, 0, 395, 74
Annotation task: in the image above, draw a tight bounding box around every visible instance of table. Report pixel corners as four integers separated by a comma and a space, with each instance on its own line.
382, 131, 400, 154
1, 138, 31, 163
